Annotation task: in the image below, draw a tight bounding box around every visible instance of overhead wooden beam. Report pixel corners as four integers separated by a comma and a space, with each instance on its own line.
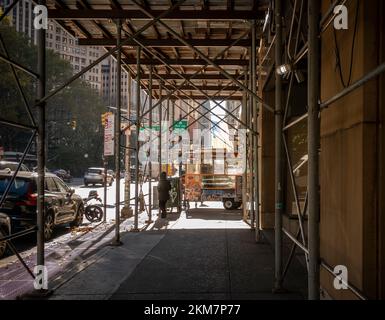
48, 9, 265, 20
160, 95, 243, 101
78, 38, 252, 47
123, 58, 249, 66
141, 74, 248, 80
151, 85, 240, 91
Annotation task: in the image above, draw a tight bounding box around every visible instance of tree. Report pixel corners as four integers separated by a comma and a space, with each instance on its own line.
0, 23, 105, 176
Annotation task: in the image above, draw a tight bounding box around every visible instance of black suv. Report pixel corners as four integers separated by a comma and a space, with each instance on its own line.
0, 171, 84, 241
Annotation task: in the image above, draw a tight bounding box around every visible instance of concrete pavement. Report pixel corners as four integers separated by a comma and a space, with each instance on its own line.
49, 206, 307, 300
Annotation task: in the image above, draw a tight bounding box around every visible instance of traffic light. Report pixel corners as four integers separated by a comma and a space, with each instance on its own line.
101, 112, 113, 127
71, 119, 77, 130
101, 113, 106, 127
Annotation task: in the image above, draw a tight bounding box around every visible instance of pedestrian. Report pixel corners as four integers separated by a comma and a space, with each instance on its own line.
158, 171, 171, 218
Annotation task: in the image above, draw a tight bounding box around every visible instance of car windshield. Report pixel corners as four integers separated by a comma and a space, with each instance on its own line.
0, 177, 33, 196
88, 169, 102, 174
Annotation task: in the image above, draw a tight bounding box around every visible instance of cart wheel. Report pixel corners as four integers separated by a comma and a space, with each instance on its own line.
223, 199, 235, 210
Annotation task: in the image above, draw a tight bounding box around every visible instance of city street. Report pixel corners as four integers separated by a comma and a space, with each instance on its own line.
0, 178, 157, 299
1, 0, 384, 304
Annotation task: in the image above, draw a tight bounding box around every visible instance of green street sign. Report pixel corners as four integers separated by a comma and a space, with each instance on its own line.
173, 120, 188, 130
140, 125, 160, 132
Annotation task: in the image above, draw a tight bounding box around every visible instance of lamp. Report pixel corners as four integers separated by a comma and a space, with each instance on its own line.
276, 63, 292, 76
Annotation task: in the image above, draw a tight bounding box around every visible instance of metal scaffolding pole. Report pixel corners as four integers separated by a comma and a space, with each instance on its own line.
166, 98, 170, 173
159, 80, 163, 178
242, 66, 248, 222
172, 99, 175, 177
308, 0, 321, 300
248, 54, 255, 228
147, 66, 153, 223
36, 0, 46, 276
133, 45, 141, 232
274, 0, 284, 292
124, 73, 132, 211
113, 20, 123, 244
252, 20, 261, 241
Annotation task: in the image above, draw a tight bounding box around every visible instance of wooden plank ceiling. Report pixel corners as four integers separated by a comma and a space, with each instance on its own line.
47, 0, 269, 100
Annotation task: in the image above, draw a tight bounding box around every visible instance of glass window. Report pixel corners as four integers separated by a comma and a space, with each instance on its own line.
45, 177, 59, 192
54, 178, 69, 193
0, 178, 32, 196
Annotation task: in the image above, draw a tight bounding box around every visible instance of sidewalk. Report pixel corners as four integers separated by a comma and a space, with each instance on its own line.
49, 207, 307, 300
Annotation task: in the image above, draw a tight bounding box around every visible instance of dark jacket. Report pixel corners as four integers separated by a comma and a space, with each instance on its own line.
158, 173, 171, 201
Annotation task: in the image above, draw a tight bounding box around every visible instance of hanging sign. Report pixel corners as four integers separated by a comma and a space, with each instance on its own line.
104, 113, 115, 156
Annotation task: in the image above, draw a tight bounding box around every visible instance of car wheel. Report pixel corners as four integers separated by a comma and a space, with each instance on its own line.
0, 228, 8, 259
223, 199, 235, 210
44, 213, 55, 241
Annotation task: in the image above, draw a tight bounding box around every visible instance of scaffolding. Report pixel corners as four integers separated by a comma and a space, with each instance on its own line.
0, 0, 384, 300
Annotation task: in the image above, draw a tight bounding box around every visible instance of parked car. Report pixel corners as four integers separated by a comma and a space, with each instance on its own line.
53, 169, 72, 183
84, 167, 114, 187
0, 161, 29, 172
0, 171, 84, 241
0, 212, 11, 259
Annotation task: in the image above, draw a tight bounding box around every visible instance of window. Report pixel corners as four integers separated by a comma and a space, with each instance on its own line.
45, 177, 59, 192
54, 178, 69, 193
0, 178, 32, 196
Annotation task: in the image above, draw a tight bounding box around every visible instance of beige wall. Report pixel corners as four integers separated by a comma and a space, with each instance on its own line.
319, 0, 383, 299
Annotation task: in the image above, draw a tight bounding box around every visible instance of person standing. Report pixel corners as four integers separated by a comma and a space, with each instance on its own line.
158, 171, 171, 218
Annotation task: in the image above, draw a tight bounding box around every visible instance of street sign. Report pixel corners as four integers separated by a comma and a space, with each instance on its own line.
104, 113, 114, 156
173, 120, 188, 130
139, 125, 160, 132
